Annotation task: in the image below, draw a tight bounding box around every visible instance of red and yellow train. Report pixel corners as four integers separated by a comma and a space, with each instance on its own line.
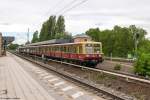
18, 41, 103, 67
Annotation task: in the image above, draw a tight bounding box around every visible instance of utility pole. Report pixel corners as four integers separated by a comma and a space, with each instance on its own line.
131, 28, 139, 59
27, 28, 29, 44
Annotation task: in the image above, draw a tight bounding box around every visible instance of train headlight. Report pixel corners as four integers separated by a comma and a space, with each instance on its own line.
86, 54, 90, 57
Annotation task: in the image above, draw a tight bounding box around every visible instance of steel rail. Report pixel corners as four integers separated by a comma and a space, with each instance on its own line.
10, 52, 134, 100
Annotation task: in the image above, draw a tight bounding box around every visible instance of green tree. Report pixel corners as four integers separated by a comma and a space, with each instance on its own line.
31, 31, 39, 43
85, 25, 147, 57
39, 15, 70, 41
55, 32, 72, 39
39, 22, 47, 41
86, 28, 100, 41
47, 16, 56, 39
55, 16, 65, 36
8, 44, 19, 50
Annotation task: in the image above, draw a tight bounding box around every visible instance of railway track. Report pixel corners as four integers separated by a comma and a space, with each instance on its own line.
22, 53, 150, 84
10, 51, 136, 100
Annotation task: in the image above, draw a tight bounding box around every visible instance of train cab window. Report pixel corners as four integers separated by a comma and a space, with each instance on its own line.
94, 44, 101, 53
85, 44, 93, 54
85, 43, 101, 54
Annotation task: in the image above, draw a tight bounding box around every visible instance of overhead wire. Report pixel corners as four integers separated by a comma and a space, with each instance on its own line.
59, 0, 88, 15
44, 0, 66, 16
55, 0, 78, 15
32, 0, 89, 32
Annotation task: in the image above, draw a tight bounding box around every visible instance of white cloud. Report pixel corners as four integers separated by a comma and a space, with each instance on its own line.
0, 0, 150, 43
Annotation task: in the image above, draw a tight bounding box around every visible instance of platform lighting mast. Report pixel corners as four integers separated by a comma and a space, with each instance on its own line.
27, 28, 29, 43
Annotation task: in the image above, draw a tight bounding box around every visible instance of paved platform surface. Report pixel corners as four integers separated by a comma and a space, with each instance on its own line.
0, 53, 56, 100
0, 53, 105, 100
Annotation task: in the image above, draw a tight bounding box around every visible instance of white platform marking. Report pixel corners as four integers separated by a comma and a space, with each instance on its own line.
92, 99, 98, 100
62, 86, 74, 91
48, 78, 59, 82
36, 71, 44, 74
43, 75, 54, 79
71, 91, 84, 99
40, 73, 49, 77
54, 81, 65, 86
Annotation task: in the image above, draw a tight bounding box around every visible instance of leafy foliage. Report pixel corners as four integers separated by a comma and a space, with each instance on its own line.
134, 53, 150, 76
31, 31, 39, 43
114, 64, 122, 70
134, 40, 150, 76
86, 25, 147, 58
37, 15, 71, 42
8, 44, 19, 50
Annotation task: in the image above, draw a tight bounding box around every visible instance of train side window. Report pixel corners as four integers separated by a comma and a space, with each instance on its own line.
69, 46, 72, 53
60, 46, 63, 52
73, 47, 76, 53
49, 46, 51, 52
79, 46, 82, 54
67, 46, 69, 53
51, 46, 53, 52
64, 46, 66, 52
68, 46, 70, 53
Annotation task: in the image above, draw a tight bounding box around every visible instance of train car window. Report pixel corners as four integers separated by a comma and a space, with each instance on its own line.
67, 46, 70, 53
57, 46, 59, 51
54, 47, 56, 51
60, 46, 63, 52
55, 47, 57, 51
49, 46, 51, 52
58, 46, 61, 52
56, 46, 58, 51
65, 46, 68, 53
68, 46, 70, 53
64, 46, 66, 52
44, 47, 46, 53
46, 47, 48, 52
79, 45, 82, 54
53, 46, 55, 51
74, 46, 77, 53
69, 46, 72, 53
42, 47, 44, 53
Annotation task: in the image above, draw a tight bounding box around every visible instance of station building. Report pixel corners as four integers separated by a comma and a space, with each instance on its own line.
0, 32, 14, 56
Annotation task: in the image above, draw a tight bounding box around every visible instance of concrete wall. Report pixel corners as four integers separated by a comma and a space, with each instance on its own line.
0, 33, 2, 56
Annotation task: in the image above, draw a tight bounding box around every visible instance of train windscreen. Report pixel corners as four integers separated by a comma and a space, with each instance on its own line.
85, 43, 101, 54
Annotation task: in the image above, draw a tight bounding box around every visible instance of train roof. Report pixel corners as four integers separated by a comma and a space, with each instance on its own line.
73, 34, 90, 39
26, 39, 72, 46
19, 41, 102, 48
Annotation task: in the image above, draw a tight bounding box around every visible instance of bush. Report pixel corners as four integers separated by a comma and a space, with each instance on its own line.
134, 53, 150, 76
114, 64, 122, 70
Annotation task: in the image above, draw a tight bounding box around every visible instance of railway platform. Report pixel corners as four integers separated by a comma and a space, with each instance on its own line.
0, 53, 104, 100
0, 53, 55, 100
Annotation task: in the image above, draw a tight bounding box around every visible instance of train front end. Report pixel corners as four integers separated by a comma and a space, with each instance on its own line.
82, 42, 103, 66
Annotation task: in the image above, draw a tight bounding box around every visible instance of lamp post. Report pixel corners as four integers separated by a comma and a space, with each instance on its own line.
134, 32, 139, 59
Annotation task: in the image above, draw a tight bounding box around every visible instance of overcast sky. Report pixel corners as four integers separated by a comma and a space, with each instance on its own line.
0, 0, 150, 44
